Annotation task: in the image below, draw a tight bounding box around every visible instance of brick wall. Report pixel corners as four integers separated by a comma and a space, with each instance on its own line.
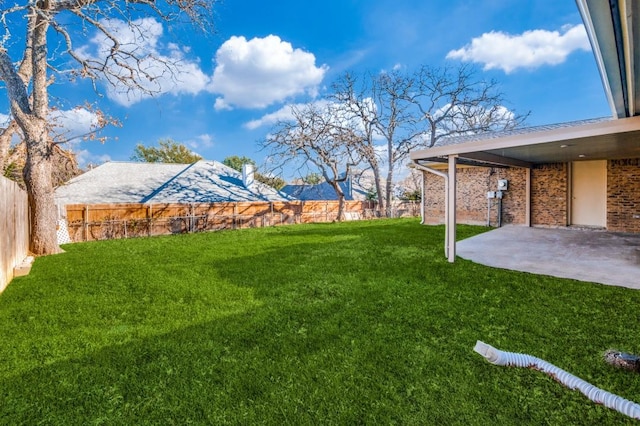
531, 163, 568, 227
608, 158, 640, 232
423, 171, 446, 224
423, 166, 527, 225
421, 159, 639, 233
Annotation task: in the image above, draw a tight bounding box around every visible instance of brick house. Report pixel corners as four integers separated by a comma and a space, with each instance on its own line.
412, 118, 640, 232
409, 1, 640, 261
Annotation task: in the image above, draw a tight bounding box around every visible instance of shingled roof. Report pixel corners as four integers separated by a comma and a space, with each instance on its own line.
434, 117, 612, 148
55, 161, 291, 205
281, 180, 369, 201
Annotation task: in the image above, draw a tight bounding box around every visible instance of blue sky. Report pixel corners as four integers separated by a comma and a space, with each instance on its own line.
1, 0, 612, 180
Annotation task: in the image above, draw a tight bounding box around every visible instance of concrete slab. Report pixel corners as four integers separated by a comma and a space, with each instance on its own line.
457, 226, 640, 289
13, 256, 34, 278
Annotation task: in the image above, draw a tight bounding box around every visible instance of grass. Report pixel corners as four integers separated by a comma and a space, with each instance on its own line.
1, 218, 639, 424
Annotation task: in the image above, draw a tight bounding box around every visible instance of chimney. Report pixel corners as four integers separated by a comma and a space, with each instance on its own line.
242, 163, 255, 188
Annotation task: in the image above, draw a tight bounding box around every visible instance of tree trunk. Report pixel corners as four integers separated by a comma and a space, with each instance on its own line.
328, 180, 346, 222
337, 192, 345, 222
385, 135, 395, 218
0, 121, 19, 170
385, 165, 394, 218
372, 167, 385, 216
2, 7, 62, 255
23, 122, 61, 255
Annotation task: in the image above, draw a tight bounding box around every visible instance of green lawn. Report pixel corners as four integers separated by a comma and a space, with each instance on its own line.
1, 219, 639, 424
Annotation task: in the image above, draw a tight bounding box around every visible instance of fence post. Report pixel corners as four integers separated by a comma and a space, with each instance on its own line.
83, 205, 89, 242
233, 203, 237, 229
146, 205, 151, 236
189, 203, 194, 233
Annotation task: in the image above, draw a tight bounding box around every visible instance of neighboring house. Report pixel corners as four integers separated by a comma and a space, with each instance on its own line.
281, 178, 369, 201
55, 161, 291, 205
409, 1, 640, 261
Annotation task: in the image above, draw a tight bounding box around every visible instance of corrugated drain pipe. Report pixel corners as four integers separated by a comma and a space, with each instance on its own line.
409, 161, 449, 257
474, 341, 640, 420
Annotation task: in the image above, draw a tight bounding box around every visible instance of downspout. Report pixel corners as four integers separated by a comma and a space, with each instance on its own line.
420, 170, 425, 224
411, 161, 449, 257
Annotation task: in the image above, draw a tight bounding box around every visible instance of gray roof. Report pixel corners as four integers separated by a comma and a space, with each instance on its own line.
411, 115, 640, 166
435, 117, 612, 148
281, 179, 369, 201
55, 161, 291, 205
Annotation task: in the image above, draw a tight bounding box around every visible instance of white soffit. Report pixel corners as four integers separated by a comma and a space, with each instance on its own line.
410, 116, 640, 166
576, 0, 640, 118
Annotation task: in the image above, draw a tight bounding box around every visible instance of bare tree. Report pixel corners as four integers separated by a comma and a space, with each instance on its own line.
371, 70, 424, 217
264, 103, 358, 221
3, 141, 81, 189
329, 65, 527, 217
408, 64, 528, 148
330, 70, 424, 217
330, 73, 386, 215
0, 120, 19, 171
0, 1, 214, 255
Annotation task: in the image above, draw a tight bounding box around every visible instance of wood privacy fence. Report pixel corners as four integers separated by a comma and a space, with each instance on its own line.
1, 176, 29, 292
64, 200, 420, 242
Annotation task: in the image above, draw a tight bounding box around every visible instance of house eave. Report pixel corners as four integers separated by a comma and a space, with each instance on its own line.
576, 0, 640, 118
410, 116, 640, 166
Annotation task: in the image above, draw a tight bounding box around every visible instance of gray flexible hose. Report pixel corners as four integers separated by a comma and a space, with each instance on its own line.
474, 341, 640, 420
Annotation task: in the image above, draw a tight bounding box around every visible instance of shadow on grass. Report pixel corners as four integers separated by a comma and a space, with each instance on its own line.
1, 220, 638, 424
3, 278, 636, 425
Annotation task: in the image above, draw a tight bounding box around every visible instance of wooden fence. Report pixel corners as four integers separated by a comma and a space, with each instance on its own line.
1, 176, 29, 292
64, 200, 420, 242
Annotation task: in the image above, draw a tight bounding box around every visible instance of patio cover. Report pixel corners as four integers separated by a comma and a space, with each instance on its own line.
408, 0, 640, 262
409, 116, 640, 262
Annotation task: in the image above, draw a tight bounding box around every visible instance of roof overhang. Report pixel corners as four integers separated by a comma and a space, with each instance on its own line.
410, 116, 640, 167
577, 0, 640, 118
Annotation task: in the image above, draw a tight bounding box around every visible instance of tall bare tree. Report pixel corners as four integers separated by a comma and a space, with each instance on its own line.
330, 73, 386, 215
330, 65, 527, 217
0, 121, 19, 170
0, 1, 214, 255
408, 64, 526, 148
3, 141, 81, 189
264, 103, 358, 221
371, 69, 423, 217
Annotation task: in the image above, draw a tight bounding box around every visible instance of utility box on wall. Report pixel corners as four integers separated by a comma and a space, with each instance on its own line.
497, 179, 508, 191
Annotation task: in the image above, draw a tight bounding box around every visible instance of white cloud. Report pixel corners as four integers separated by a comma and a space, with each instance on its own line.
74, 150, 112, 168
446, 24, 590, 73
1, 108, 104, 143
186, 133, 215, 150
78, 18, 211, 106
245, 106, 295, 130
0, 113, 11, 127
211, 35, 328, 110
245, 97, 378, 132
1, 108, 111, 168
49, 108, 112, 168
49, 108, 103, 142
244, 102, 329, 130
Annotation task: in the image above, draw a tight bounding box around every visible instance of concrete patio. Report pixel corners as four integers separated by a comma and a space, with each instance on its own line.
457, 226, 640, 290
